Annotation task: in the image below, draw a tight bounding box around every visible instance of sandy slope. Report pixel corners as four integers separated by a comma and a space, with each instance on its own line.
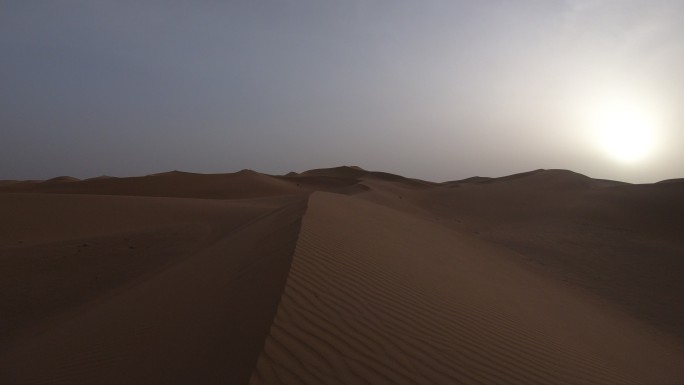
2, 167, 683, 384
0, 193, 306, 384
355, 169, 684, 340
251, 192, 684, 384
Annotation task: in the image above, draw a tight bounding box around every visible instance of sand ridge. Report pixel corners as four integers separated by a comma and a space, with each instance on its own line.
251, 192, 684, 384
0, 169, 370, 199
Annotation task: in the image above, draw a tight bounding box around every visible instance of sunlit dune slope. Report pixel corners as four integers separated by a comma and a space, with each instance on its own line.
251, 192, 684, 384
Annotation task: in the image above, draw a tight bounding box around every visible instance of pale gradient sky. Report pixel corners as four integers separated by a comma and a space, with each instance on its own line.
2, 1, 683, 183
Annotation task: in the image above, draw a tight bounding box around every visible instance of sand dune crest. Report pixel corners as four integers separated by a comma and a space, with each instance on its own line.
251, 192, 684, 384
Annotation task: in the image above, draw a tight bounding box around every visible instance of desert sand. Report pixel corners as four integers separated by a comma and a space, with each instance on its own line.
1, 167, 683, 384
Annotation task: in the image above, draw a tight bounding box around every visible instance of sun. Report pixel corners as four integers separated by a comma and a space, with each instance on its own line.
590, 100, 659, 163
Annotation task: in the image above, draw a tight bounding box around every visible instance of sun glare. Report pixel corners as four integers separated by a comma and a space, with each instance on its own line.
590, 99, 659, 163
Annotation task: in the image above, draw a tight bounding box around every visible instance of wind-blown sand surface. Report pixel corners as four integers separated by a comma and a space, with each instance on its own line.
1, 167, 683, 384
0, 192, 307, 384
252, 192, 684, 384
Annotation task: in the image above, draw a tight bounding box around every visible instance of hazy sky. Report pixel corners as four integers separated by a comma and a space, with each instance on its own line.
2, 1, 683, 182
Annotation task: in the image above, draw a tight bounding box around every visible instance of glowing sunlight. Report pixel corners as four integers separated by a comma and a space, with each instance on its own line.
589, 98, 660, 163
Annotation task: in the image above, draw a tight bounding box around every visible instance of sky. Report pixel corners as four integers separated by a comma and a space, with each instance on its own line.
2, 1, 683, 183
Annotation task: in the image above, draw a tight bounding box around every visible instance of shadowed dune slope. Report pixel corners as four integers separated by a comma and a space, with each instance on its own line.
251, 192, 684, 385
0, 193, 307, 384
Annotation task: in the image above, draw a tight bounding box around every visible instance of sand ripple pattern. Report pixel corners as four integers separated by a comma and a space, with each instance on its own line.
250, 193, 638, 385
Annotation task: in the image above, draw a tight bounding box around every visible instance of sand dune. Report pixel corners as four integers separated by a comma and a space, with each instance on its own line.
298, 165, 435, 187
0, 170, 300, 199
1, 167, 683, 384
251, 192, 684, 384
0, 169, 371, 199
390, 170, 684, 339
0, 192, 306, 384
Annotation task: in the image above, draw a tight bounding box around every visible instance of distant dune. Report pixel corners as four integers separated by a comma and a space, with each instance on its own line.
658, 177, 684, 184
1, 167, 683, 384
